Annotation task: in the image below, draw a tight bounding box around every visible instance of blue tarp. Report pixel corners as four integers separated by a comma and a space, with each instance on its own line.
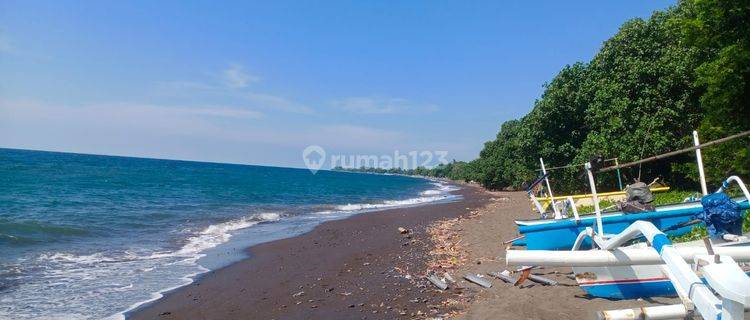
697, 192, 743, 237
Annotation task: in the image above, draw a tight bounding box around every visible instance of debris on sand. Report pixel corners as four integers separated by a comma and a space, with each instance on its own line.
426, 273, 449, 290
526, 273, 558, 286
487, 270, 517, 284
463, 274, 492, 288
425, 218, 466, 271
443, 273, 455, 283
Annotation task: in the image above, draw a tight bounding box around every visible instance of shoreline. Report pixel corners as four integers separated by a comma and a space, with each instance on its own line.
442, 189, 681, 319
127, 183, 683, 320
128, 184, 490, 319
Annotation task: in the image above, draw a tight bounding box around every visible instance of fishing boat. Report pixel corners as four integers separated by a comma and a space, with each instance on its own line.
533, 186, 671, 213
514, 198, 750, 250
573, 235, 750, 299
572, 175, 750, 299
506, 160, 750, 320
513, 131, 750, 250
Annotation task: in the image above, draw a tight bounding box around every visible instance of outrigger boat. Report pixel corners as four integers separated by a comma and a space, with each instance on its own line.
572, 234, 750, 299
514, 197, 750, 250
507, 159, 750, 319
513, 131, 750, 250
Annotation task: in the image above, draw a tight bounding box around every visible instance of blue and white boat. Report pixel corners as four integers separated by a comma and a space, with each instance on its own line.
506, 166, 750, 320
513, 198, 750, 250
514, 138, 749, 250
573, 235, 750, 299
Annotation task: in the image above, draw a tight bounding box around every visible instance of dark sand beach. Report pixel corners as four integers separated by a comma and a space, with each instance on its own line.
130, 185, 682, 320
130, 185, 490, 320
446, 189, 680, 320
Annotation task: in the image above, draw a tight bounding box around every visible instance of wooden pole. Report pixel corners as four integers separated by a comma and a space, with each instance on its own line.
599, 130, 750, 173
540, 158, 560, 218
586, 162, 604, 236
615, 158, 624, 190
693, 130, 709, 195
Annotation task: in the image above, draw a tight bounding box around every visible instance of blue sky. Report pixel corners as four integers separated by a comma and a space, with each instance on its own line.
0, 1, 675, 168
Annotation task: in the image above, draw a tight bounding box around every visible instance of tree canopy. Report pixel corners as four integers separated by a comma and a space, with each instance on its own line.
465, 0, 749, 192
341, 1, 750, 193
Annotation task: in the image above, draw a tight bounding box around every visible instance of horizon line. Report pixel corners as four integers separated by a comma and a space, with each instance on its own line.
0, 146, 313, 172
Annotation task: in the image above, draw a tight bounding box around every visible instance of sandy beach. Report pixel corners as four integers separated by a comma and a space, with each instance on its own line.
6, 1, 749, 319
444, 187, 680, 320
128, 184, 683, 320
129, 185, 490, 319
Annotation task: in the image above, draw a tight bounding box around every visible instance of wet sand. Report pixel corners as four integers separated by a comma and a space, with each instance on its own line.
129, 185, 490, 320
129, 185, 683, 320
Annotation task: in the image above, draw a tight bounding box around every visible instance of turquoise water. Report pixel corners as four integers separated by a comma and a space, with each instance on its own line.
0, 148, 458, 319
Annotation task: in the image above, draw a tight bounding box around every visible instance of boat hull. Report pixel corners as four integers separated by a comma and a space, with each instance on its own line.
514, 199, 749, 250
573, 239, 750, 299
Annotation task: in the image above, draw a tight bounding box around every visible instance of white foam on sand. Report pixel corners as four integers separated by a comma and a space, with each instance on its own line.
110, 212, 284, 319
335, 181, 459, 212
5, 182, 459, 320
0, 212, 285, 320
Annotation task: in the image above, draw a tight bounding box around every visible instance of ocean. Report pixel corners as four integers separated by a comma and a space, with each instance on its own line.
0, 148, 459, 319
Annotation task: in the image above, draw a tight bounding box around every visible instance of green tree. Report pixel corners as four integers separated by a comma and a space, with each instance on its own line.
681, 0, 750, 185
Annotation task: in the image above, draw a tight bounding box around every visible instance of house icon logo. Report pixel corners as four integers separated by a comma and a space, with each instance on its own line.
302, 145, 326, 174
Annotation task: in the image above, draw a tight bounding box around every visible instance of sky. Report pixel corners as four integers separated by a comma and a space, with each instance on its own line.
0, 0, 676, 169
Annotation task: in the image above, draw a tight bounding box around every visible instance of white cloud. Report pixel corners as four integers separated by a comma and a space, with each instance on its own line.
332, 97, 438, 115
222, 64, 260, 89
0, 99, 285, 164
242, 92, 313, 114
156, 65, 312, 114
0, 98, 465, 168
0, 99, 263, 136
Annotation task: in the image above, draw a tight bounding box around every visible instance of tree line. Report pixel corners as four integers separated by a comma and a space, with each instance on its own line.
341, 0, 750, 193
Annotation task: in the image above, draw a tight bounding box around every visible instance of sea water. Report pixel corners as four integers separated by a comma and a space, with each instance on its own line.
0, 148, 459, 319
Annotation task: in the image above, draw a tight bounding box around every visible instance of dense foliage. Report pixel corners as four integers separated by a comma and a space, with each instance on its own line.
341, 1, 749, 192
333, 160, 479, 181
470, 0, 750, 192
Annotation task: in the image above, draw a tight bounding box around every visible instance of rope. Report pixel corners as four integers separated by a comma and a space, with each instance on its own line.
599, 130, 750, 173
535, 158, 618, 172
533, 130, 750, 175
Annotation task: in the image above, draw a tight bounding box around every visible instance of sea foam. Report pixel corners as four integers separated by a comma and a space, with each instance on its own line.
1, 149, 461, 320
335, 181, 458, 212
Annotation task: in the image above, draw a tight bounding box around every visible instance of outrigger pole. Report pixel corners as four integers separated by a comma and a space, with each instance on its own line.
509, 174, 750, 320
585, 161, 604, 236
693, 130, 709, 195
599, 130, 750, 173
539, 158, 561, 219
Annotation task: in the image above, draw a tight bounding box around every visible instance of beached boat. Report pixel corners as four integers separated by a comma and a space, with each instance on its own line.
573, 236, 750, 299
533, 186, 671, 213
513, 198, 750, 250
508, 219, 750, 319
514, 131, 750, 250
507, 161, 750, 319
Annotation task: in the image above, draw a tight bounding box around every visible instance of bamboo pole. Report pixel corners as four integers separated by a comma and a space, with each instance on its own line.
598, 130, 750, 173
585, 162, 604, 236
539, 158, 560, 218
693, 130, 709, 195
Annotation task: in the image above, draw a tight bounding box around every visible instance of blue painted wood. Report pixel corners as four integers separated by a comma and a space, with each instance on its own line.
513, 200, 749, 250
